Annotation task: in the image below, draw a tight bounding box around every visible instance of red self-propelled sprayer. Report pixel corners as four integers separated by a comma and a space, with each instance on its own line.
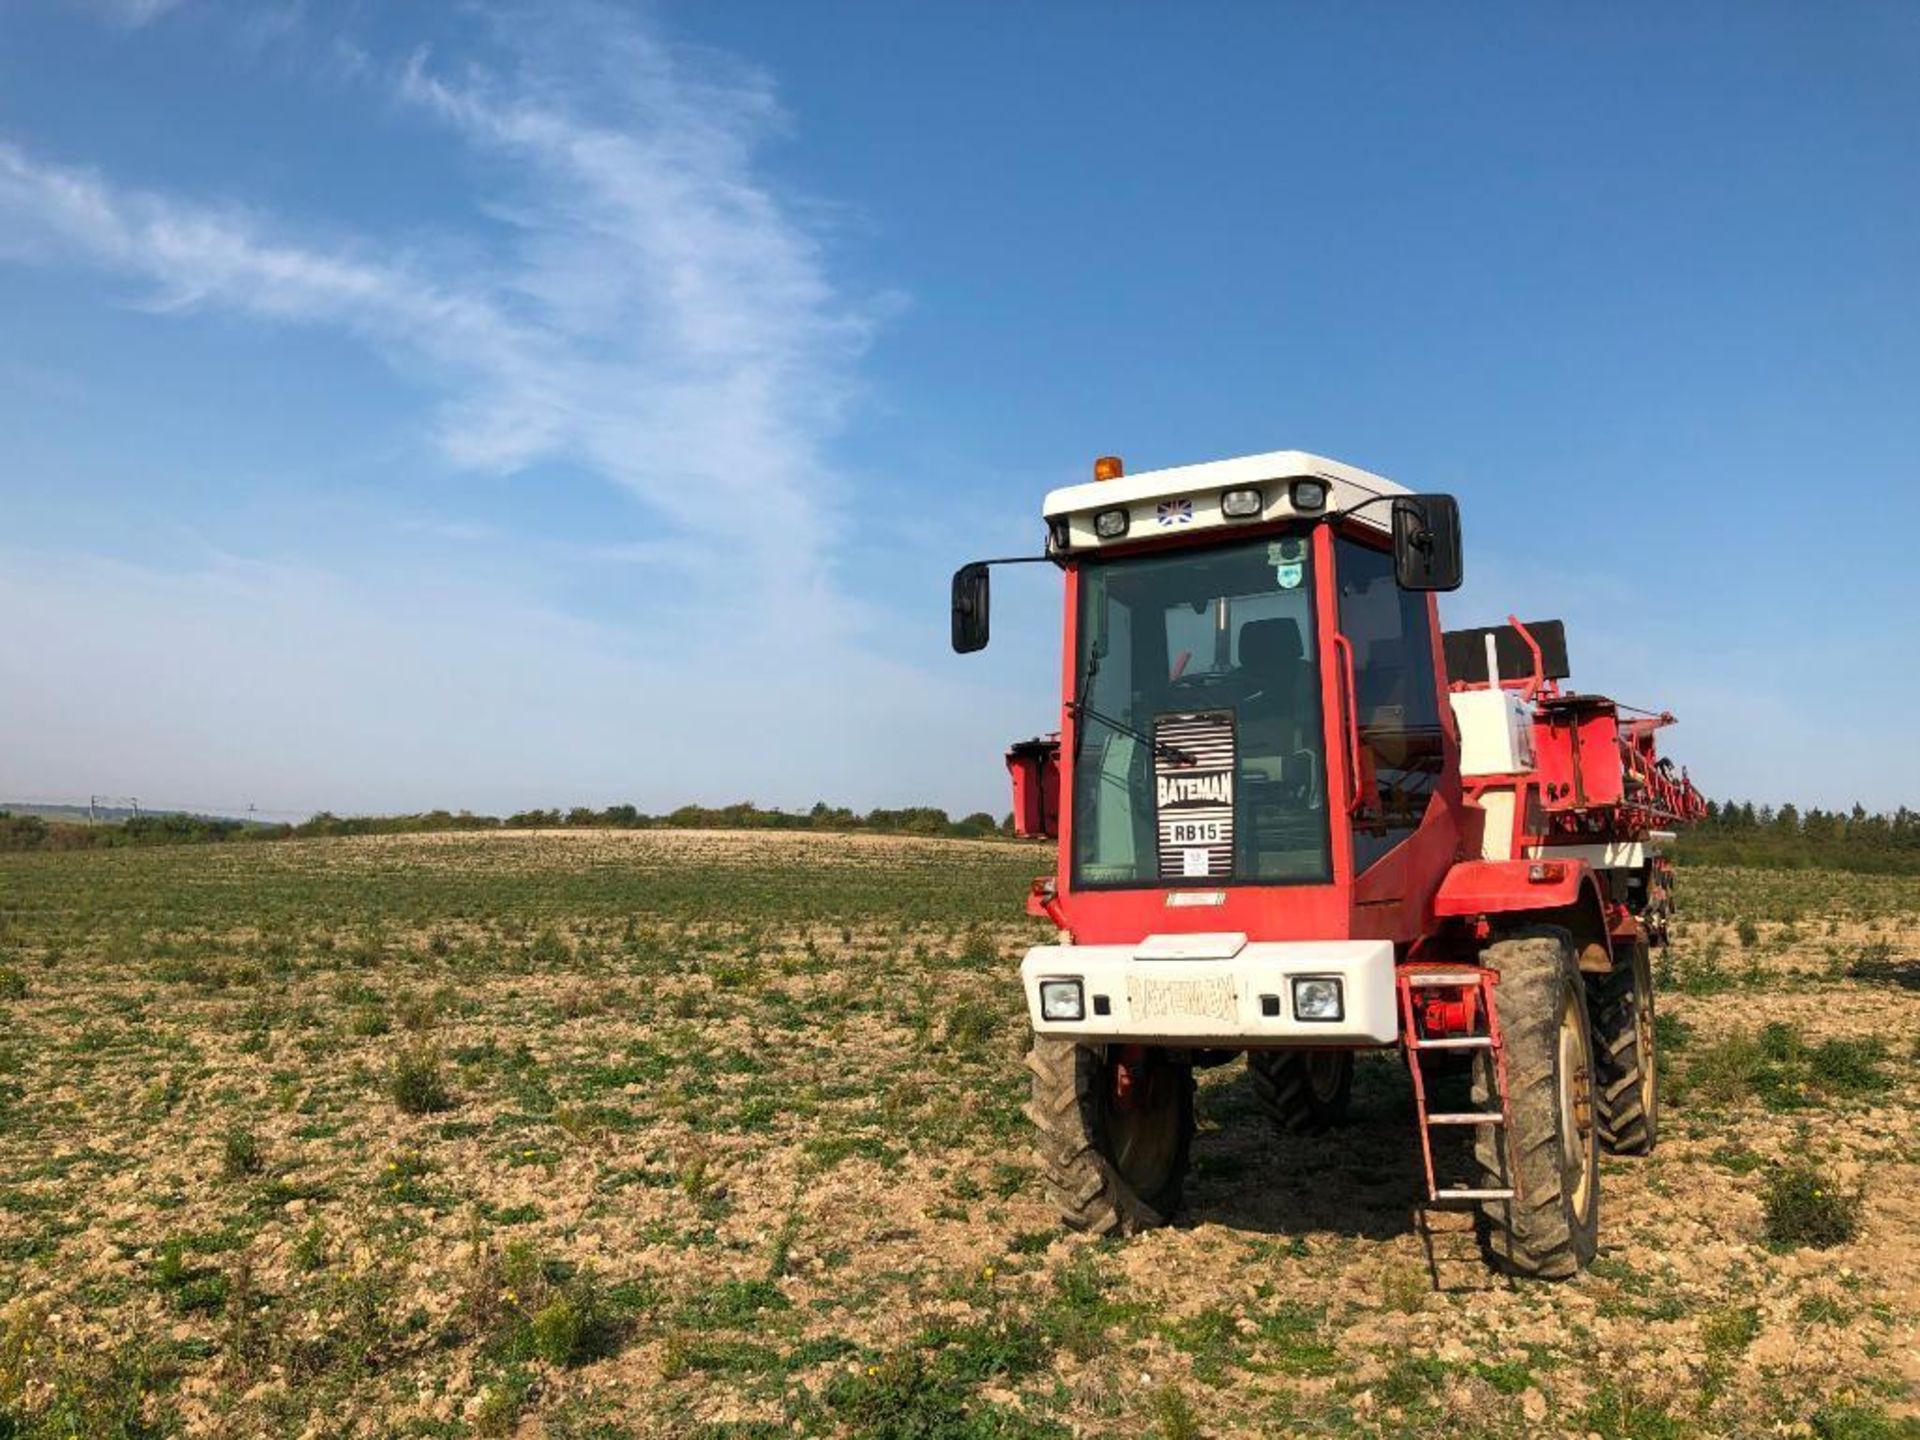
954, 449, 1705, 1279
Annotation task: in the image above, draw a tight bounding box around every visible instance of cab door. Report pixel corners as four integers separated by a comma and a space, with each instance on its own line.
1332, 530, 1460, 932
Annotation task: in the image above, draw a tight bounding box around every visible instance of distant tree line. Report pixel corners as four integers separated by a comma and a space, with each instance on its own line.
1676, 800, 1920, 875
0, 809, 258, 851
7, 798, 1918, 875
0, 801, 1013, 853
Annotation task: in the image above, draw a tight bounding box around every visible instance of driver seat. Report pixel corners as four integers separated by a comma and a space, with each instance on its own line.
1236, 618, 1312, 779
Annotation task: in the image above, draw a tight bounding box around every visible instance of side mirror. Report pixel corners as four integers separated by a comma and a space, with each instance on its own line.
951, 562, 991, 653
1391, 494, 1463, 591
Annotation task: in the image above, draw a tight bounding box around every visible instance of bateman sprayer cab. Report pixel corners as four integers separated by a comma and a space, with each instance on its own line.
952, 450, 1704, 1279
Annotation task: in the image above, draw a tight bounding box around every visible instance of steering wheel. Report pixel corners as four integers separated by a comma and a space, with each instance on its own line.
1167, 669, 1239, 697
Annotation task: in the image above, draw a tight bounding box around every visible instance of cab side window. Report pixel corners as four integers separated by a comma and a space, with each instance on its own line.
1335, 536, 1445, 871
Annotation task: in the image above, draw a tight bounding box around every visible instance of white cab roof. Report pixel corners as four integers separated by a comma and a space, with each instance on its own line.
1043, 449, 1408, 552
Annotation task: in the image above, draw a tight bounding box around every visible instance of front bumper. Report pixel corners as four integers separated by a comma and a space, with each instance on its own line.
1020, 933, 1398, 1045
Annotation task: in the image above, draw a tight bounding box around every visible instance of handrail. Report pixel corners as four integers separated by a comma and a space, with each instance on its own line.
1506, 613, 1546, 701
1331, 631, 1364, 815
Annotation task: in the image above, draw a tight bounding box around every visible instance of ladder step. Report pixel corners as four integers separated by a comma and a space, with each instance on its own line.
1402, 971, 1486, 987
1425, 1112, 1505, 1126
1431, 1187, 1516, 1202
1411, 1036, 1495, 1050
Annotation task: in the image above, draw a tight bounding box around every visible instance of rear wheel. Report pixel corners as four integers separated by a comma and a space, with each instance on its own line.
1473, 928, 1600, 1280
1248, 1049, 1353, 1132
1587, 938, 1658, 1155
1027, 1039, 1193, 1235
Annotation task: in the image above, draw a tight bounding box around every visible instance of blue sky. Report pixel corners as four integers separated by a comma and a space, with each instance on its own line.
1, 1, 1916, 819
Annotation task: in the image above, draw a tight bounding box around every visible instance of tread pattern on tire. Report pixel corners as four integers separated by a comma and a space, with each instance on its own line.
1586, 941, 1656, 1156
1026, 1039, 1192, 1236
1248, 1050, 1352, 1133
1472, 927, 1599, 1281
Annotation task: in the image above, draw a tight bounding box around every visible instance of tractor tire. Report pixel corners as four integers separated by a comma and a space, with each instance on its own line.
1586, 938, 1659, 1156
1248, 1049, 1353, 1133
1472, 928, 1601, 1280
1026, 1038, 1193, 1236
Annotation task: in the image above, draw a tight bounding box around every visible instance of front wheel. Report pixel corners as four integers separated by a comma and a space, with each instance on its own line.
1027, 1039, 1193, 1235
1473, 928, 1601, 1280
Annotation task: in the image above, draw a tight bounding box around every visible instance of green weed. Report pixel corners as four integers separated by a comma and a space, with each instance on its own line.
1700, 1304, 1760, 1357
220, 1124, 264, 1179
1151, 1382, 1201, 1440
291, 1220, 329, 1273
941, 995, 1002, 1056
1763, 1163, 1862, 1248
390, 1043, 453, 1114
1809, 1038, 1891, 1095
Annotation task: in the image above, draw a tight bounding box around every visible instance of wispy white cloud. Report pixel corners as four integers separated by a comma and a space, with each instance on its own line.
0, 141, 499, 331
0, 5, 876, 606
391, 18, 880, 594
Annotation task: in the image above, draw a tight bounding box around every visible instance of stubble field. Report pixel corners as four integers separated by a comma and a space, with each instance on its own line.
0, 830, 1916, 1439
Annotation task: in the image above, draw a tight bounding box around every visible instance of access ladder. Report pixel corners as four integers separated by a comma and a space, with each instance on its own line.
1397, 966, 1519, 1205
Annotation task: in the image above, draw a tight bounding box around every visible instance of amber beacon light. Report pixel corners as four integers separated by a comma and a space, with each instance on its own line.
1093, 455, 1125, 482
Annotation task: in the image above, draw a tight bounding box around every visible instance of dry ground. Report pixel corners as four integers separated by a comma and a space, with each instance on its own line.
0, 830, 1916, 1439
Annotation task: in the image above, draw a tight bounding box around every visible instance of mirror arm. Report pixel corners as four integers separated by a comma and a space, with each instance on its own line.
1323, 492, 1403, 529
967, 554, 1059, 569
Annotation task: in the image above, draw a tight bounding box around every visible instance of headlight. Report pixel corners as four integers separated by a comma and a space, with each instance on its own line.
1220, 487, 1263, 519
1289, 477, 1329, 513
1291, 977, 1343, 1022
1093, 508, 1130, 539
1039, 978, 1085, 1021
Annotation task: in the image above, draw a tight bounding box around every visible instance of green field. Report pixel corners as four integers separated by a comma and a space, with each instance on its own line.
1, 831, 1916, 1438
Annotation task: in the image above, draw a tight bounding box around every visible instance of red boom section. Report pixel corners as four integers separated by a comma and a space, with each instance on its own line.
1451, 616, 1705, 851
1532, 696, 1707, 841
1005, 736, 1061, 839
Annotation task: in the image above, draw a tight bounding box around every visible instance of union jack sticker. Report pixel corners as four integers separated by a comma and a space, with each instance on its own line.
1156, 497, 1194, 526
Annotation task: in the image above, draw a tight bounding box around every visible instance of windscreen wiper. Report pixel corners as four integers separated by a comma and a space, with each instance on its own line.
1069, 649, 1102, 761
1067, 696, 1197, 767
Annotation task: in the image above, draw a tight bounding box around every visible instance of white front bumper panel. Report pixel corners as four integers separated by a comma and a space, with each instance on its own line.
1021, 938, 1399, 1045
